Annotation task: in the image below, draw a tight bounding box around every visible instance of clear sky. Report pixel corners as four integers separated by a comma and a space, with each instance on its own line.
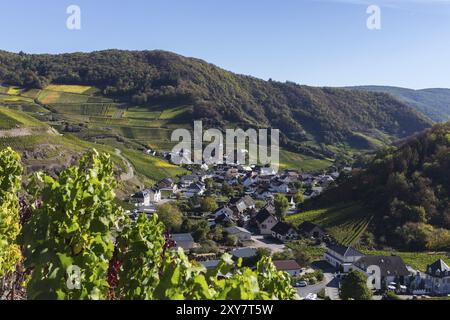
1, 0, 450, 89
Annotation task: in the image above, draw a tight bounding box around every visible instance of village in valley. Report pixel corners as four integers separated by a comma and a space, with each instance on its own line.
126, 151, 450, 301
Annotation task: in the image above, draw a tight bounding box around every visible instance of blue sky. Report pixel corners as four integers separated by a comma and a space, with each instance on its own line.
1, 0, 450, 89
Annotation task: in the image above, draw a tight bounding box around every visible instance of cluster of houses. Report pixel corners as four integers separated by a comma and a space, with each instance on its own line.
129, 162, 344, 211
324, 243, 450, 295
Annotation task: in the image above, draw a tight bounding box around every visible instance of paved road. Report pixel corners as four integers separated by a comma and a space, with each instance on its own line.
297, 272, 336, 299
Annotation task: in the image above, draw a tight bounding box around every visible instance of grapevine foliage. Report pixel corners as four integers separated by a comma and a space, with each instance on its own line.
21, 150, 125, 300
115, 213, 298, 300
0, 147, 298, 300
0, 147, 23, 278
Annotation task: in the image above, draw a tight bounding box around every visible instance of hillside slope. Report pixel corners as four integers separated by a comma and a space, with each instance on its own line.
313, 122, 450, 251
348, 86, 450, 122
0, 50, 432, 159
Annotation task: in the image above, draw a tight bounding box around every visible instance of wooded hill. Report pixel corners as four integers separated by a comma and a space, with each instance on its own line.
349, 86, 450, 123
0, 50, 432, 159
314, 122, 450, 251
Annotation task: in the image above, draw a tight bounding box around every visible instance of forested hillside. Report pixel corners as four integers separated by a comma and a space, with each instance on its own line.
314, 122, 450, 251
349, 86, 450, 122
0, 50, 432, 158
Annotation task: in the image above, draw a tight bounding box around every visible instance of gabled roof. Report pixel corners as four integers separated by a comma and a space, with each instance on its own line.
157, 178, 174, 188
255, 209, 276, 224
172, 233, 194, 242
427, 259, 450, 278
355, 256, 410, 277
214, 206, 234, 216
327, 243, 363, 258
271, 222, 296, 236
231, 247, 257, 258
225, 226, 251, 235
241, 195, 256, 207
298, 221, 323, 234
273, 260, 301, 271
131, 190, 148, 199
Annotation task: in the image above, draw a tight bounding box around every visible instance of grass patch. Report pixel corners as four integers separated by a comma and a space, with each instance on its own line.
45, 84, 92, 94
363, 250, 450, 272
279, 150, 333, 172
0, 107, 47, 129
121, 148, 188, 184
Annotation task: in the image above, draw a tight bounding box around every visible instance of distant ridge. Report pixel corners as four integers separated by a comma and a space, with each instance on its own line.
347, 86, 450, 122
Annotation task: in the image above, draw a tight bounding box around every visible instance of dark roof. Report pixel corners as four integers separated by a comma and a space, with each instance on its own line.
214, 206, 233, 215
273, 260, 301, 271
131, 190, 148, 199
215, 213, 233, 223
298, 221, 322, 234
172, 233, 194, 242
264, 203, 276, 215
355, 256, 410, 277
327, 243, 364, 258
157, 178, 174, 188
231, 248, 257, 258
241, 195, 256, 207
427, 259, 450, 278
255, 209, 275, 224
271, 222, 296, 236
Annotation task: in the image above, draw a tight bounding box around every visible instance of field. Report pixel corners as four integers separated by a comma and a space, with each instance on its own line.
279, 150, 333, 172
286, 202, 372, 246
363, 250, 450, 272
45, 84, 92, 94
0, 106, 47, 129
121, 148, 188, 184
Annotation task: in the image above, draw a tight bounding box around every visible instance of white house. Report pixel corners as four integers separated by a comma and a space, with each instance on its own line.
130, 190, 151, 206
353, 256, 410, 290
425, 259, 450, 295
270, 181, 290, 194
179, 174, 198, 188
324, 243, 365, 272
183, 182, 206, 198
271, 222, 298, 242
156, 178, 178, 194
146, 187, 161, 203
225, 226, 252, 242
254, 209, 278, 235
273, 260, 302, 277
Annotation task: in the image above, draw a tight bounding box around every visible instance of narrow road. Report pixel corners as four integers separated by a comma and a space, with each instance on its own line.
114, 148, 134, 181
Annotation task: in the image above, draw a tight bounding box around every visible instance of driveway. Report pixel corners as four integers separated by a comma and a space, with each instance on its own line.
295, 261, 341, 300
249, 236, 285, 253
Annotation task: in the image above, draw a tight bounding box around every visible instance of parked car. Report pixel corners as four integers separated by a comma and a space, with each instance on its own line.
295, 281, 308, 287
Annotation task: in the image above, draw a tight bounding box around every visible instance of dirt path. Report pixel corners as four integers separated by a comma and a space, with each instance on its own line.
0, 127, 57, 138
115, 148, 134, 181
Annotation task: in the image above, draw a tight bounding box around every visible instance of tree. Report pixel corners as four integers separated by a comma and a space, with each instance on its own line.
340, 270, 373, 300
274, 194, 289, 220
0, 148, 23, 278
293, 191, 304, 205
21, 150, 125, 300
200, 197, 218, 213
212, 225, 224, 242
156, 203, 183, 232
225, 234, 238, 247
